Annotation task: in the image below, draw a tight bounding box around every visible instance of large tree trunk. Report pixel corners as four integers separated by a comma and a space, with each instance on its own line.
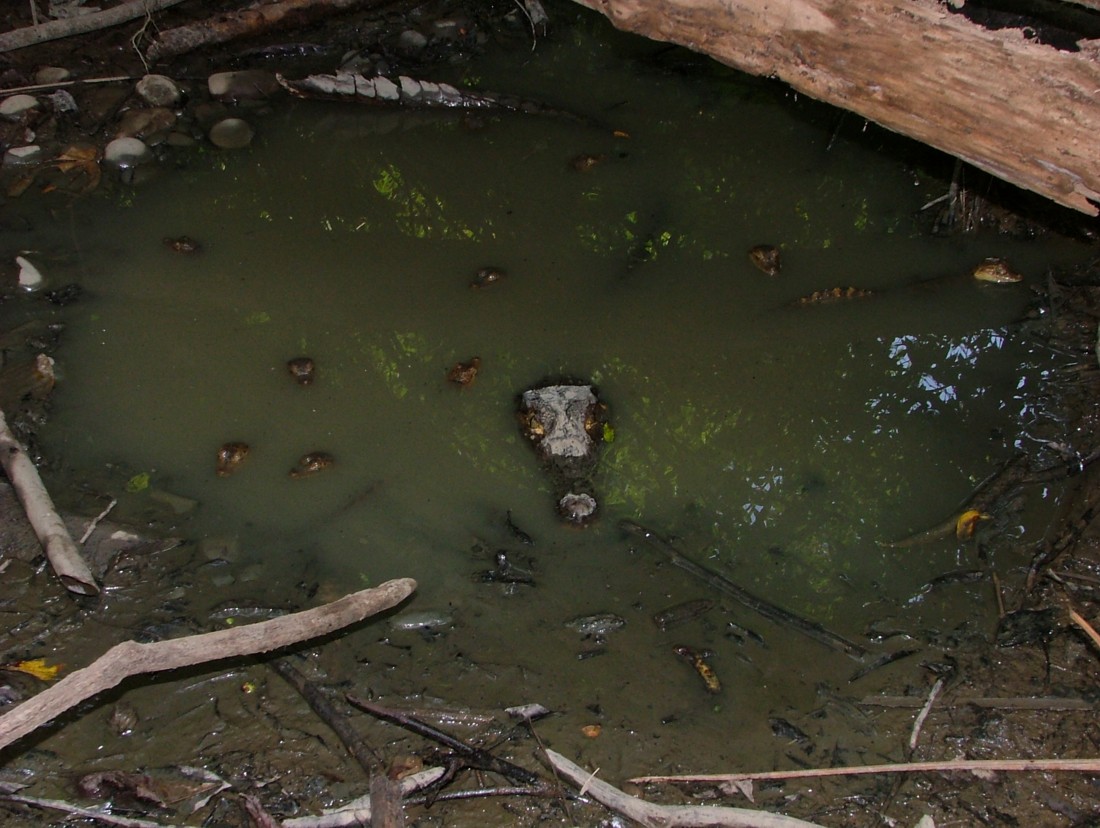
571, 0, 1100, 216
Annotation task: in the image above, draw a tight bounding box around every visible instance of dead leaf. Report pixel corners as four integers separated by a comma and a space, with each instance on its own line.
4, 658, 63, 681
956, 509, 991, 540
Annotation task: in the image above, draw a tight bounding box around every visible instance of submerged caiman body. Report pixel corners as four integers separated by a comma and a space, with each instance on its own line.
276, 71, 577, 118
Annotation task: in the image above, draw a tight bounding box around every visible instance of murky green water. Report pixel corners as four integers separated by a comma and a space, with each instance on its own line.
7, 10, 1095, 797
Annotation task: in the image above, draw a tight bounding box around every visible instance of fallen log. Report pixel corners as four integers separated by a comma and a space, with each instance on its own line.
0, 578, 416, 752
0, 0, 187, 53
0, 407, 98, 596
570, 0, 1100, 215
145, 0, 385, 61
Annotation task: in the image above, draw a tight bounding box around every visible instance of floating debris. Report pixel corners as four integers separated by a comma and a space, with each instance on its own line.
163, 235, 201, 254
653, 598, 714, 631
289, 451, 334, 478
286, 356, 316, 385
674, 644, 721, 694
971, 257, 1022, 283
447, 357, 481, 386
748, 244, 781, 276
470, 267, 504, 288
565, 612, 626, 637
215, 442, 250, 477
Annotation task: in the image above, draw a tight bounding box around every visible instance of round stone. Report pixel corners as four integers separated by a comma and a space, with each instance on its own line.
3, 145, 42, 167
396, 29, 428, 56
0, 94, 40, 118
135, 74, 182, 108
34, 66, 71, 85
103, 136, 152, 168
207, 70, 280, 101
208, 117, 254, 149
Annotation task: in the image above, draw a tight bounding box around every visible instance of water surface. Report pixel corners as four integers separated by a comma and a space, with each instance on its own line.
16, 12, 1093, 790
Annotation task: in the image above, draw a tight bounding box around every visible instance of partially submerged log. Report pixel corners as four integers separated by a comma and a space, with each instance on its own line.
0, 578, 416, 752
571, 0, 1100, 215
0, 407, 98, 596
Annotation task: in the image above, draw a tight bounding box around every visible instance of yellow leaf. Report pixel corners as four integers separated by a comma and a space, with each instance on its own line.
7, 658, 63, 681
956, 509, 991, 540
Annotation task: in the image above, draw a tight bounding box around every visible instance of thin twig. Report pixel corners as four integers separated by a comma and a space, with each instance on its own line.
0, 75, 135, 96
79, 498, 117, 545
346, 695, 546, 789
631, 756, 1100, 785
908, 677, 944, 751
1069, 608, 1100, 651
0, 791, 168, 827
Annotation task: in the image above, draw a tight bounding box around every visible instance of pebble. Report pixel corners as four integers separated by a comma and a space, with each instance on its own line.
0, 95, 39, 118
34, 66, 71, 85
115, 107, 177, 140
104, 136, 152, 168
3, 145, 42, 167
135, 74, 181, 107
208, 117, 254, 149
15, 256, 44, 291
396, 29, 428, 56
208, 70, 280, 101
390, 609, 454, 631
565, 612, 626, 636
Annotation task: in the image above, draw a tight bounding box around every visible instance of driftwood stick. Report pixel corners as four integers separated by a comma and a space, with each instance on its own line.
369, 775, 405, 828
0, 578, 416, 752
0, 0, 188, 53
861, 695, 1096, 711
281, 767, 445, 828
546, 750, 826, 828
271, 657, 383, 775
1069, 608, 1100, 652
620, 520, 867, 659
0, 409, 98, 596
631, 756, 1100, 785
0, 790, 169, 827
346, 695, 544, 788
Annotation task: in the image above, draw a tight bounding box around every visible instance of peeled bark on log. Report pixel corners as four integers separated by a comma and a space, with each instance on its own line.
145, 0, 385, 62
0, 577, 416, 752
0, 0, 188, 53
571, 0, 1100, 215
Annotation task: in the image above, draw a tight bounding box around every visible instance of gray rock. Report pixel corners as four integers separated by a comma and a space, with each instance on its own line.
390, 609, 454, 631
135, 74, 181, 107
3, 145, 43, 167
208, 117, 254, 149
208, 70, 280, 101
0, 94, 39, 118
34, 66, 71, 85
103, 136, 152, 168
396, 29, 428, 56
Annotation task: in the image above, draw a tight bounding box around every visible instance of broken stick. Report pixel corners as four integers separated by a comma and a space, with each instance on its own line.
0, 408, 98, 595
545, 749, 825, 828
0, 578, 416, 752
620, 520, 868, 659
